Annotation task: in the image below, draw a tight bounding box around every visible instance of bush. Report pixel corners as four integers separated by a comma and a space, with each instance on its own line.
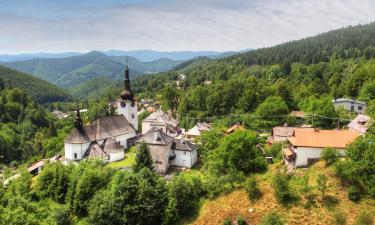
237, 215, 246, 225
321, 147, 338, 166
54, 207, 71, 225
348, 186, 361, 202
333, 210, 347, 225
355, 210, 373, 225
244, 176, 262, 200
272, 172, 293, 204
222, 218, 232, 225
260, 212, 284, 225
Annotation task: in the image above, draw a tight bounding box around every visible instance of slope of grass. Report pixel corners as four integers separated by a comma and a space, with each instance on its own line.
106, 146, 136, 169
187, 161, 375, 225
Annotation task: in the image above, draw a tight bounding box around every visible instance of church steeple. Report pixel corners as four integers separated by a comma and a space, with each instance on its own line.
120, 59, 134, 101
75, 108, 83, 130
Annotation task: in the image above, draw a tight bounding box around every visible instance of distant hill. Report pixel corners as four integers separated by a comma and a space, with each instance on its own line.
68, 77, 118, 100
0, 65, 71, 103
0, 51, 182, 88
0, 52, 81, 62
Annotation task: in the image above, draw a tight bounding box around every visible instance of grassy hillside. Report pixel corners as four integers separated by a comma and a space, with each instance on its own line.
68, 77, 118, 100
0, 65, 71, 103
186, 162, 374, 225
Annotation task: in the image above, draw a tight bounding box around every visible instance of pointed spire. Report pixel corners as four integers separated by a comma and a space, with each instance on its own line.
75, 108, 83, 130
120, 56, 134, 101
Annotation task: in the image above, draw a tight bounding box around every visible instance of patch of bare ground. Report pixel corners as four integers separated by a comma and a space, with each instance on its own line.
188, 162, 375, 225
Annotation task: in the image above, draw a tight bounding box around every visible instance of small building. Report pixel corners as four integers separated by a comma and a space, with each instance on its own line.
135, 128, 174, 174
170, 139, 198, 168
347, 114, 371, 135
52, 110, 68, 119
186, 122, 211, 139
286, 128, 359, 167
141, 110, 180, 136
267, 126, 314, 145
332, 98, 367, 114
226, 123, 245, 135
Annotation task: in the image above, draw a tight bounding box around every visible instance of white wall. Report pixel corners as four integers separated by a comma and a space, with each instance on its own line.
114, 131, 136, 149
170, 149, 198, 168
108, 151, 125, 162
333, 102, 366, 114
295, 147, 346, 167
142, 122, 165, 134
64, 142, 90, 160
117, 101, 138, 130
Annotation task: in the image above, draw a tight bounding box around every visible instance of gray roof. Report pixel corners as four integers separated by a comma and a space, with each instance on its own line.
347, 114, 371, 134
65, 115, 135, 144
332, 98, 367, 105
172, 140, 197, 151
135, 127, 174, 145
143, 110, 179, 128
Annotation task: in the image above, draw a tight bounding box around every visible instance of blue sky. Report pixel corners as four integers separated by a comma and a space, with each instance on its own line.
1, 0, 375, 53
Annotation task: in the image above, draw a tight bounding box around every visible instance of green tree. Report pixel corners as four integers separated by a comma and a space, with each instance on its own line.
244, 176, 262, 200
317, 174, 328, 199
161, 85, 180, 117
133, 142, 154, 173
260, 212, 284, 225
321, 147, 338, 166
256, 96, 289, 127
272, 172, 293, 205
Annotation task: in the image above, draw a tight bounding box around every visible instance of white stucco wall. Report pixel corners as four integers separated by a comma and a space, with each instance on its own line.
333, 102, 366, 114
170, 149, 198, 168
108, 151, 125, 162
117, 101, 138, 130
64, 142, 90, 160
138, 143, 172, 174
295, 147, 346, 167
114, 131, 136, 149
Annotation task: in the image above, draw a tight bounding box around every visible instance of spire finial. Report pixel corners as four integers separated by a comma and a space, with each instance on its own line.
75, 108, 83, 130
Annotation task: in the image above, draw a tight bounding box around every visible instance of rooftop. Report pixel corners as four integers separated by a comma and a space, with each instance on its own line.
135, 127, 174, 146
347, 114, 371, 134
332, 98, 367, 105
288, 129, 360, 149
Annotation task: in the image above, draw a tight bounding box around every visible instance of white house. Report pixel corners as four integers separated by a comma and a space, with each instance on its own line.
170, 139, 198, 168
285, 128, 359, 167
141, 110, 180, 136
347, 114, 371, 135
186, 122, 211, 139
332, 98, 367, 114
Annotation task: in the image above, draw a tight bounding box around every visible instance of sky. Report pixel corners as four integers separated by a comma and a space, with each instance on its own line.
1, 0, 375, 54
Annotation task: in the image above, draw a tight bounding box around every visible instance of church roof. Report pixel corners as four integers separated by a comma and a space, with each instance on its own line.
143, 110, 179, 127
65, 115, 135, 144
135, 127, 174, 146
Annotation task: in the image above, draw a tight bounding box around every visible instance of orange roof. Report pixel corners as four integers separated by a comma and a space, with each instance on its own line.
290, 111, 306, 118
226, 123, 245, 134
288, 129, 359, 149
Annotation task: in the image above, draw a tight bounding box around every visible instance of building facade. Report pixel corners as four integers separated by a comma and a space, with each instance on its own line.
332, 98, 367, 114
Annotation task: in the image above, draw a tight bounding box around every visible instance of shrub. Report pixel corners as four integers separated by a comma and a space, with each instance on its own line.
272, 172, 293, 204
222, 218, 232, 225
317, 174, 328, 199
348, 186, 361, 202
54, 207, 71, 225
260, 212, 284, 225
237, 215, 246, 225
244, 176, 262, 200
321, 147, 338, 166
355, 210, 373, 225
333, 210, 347, 225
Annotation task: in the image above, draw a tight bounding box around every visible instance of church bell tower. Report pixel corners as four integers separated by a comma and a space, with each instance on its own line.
116, 64, 138, 130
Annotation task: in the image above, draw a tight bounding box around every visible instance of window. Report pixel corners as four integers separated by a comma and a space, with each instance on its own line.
358, 106, 363, 110
132, 114, 135, 119
172, 150, 175, 154
184, 151, 186, 155
74, 153, 77, 159
351, 105, 354, 112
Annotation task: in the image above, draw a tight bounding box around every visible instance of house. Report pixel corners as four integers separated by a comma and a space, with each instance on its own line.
226, 123, 245, 135
64, 66, 138, 163
170, 139, 198, 168
141, 110, 180, 136
347, 114, 371, 135
332, 98, 367, 114
286, 128, 360, 167
267, 126, 314, 145
186, 122, 211, 139
52, 110, 68, 119
135, 127, 198, 174
135, 128, 174, 174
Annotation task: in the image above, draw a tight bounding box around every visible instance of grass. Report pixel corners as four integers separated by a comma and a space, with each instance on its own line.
183, 161, 375, 225
106, 146, 136, 169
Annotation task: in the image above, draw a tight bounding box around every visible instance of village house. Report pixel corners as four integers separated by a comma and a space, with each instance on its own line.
347, 114, 371, 135
64, 66, 138, 162
332, 98, 367, 114
186, 121, 211, 139
141, 110, 180, 136
135, 127, 198, 174
285, 128, 360, 167
267, 126, 314, 145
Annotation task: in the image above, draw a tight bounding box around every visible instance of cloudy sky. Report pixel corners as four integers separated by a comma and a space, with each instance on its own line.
1, 0, 375, 53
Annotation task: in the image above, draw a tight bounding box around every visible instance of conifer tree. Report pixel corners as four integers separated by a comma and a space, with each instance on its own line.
133, 142, 154, 173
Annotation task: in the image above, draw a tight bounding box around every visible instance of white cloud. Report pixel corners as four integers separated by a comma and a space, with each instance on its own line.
1, 0, 375, 53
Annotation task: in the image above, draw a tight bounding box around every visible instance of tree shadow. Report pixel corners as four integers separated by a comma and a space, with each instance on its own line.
323, 195, 339, 209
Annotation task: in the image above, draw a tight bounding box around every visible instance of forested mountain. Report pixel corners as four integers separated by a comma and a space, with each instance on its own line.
0, 65, 71, 103
0, 51, 185, 88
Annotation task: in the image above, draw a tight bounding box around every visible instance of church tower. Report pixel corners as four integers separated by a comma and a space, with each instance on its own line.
116, 65, 138, 130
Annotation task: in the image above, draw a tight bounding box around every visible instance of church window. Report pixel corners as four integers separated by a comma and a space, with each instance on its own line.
74, 153, 77, 159
132, 114, 135, 119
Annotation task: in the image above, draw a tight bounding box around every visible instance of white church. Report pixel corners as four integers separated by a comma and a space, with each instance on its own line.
64, 65, 138, 162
